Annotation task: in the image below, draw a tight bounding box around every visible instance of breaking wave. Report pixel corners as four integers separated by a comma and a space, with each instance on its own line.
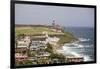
57, 37, 94, 62
79, 38, 90, 42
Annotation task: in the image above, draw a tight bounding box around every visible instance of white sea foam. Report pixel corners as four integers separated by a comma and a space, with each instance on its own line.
71, 53, 92, 61
70, 51, 81, 57
57, 38, 93, 62
64, 43, 72, 46
57, 47, 93, 61
79, 38, 90, 42
82, 55, 93, 61
66, 51, 92, 61
78, 44, 84, 48
64, 43, 84, 48
62, 46, 68, 51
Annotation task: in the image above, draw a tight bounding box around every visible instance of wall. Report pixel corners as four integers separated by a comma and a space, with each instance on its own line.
0, 0, 99, 69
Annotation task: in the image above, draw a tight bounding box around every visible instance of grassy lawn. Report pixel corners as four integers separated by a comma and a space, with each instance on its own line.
15, 27, 64, 36
16, 26, 78, 44
58, 32, 78, 44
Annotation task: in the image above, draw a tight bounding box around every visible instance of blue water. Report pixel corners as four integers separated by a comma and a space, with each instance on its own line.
58, 27, 95, 62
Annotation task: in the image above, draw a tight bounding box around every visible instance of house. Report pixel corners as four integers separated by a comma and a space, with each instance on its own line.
38, 51, 50, 57
15, 47, 28, 55
39, 43, 47, 51
28, 57, 37, 64
52, 59, 60, 63
30, 36, 47, 51
66, 56, 84, 62
46, 36, 60, 43
15, 53, 28, 61
30, 45, 38, 51
17, 40, 29, 48
30, 41, 39, 51
23, 36, 31, 43
32, 36, 47, 44
16, 39, 30, 54
30, 41, 47, 51
28, 57, 37, 61
16, 35, 31, 48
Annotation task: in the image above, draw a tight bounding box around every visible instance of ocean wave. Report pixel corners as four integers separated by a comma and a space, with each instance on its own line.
64, 41, 93, 48
79, 38, 90, 42
74, 44, 93, 48
57, 39, 94, 62
64, 43, 84, 48
57, 46, 93, 62
82, 55, 93, 61
70, 52, 93, 61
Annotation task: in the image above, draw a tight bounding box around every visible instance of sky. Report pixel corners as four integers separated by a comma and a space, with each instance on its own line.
15, 4, 95, 27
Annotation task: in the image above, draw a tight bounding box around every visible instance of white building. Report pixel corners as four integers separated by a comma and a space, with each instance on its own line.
17, 40, 29, 48
38, 51, 51, 57
15, 53, 28, 61
30, 40, 47, 51
66, 56, 84, 62
46, 37, 60, 44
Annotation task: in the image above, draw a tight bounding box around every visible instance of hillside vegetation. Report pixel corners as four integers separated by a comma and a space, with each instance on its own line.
16, 26, 78, 44
58, 32, 78, 44
16, 27, 64, 36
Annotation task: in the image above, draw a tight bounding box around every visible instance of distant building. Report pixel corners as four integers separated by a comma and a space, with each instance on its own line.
52, 59, 60, 63
15, 36, 31, 55
15, 53, 28, 61
17, 40, 29, 48
24, 36, 31, 43
28, 57, 37, 64
30, 36, 47, 51
15, 47, 28, 54
50, 20, 63, 32
38, 51, 50, 57
66, 56, 84, 62
30, 42, 39, 51
46, 37, 60, 43
31, 35, 47, 44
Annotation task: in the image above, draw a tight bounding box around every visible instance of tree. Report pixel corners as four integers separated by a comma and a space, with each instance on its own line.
28, 51, 36, 57
24, 60, 33, 65
37, 58, 49, 64
49, 53, 66, 63
16, 61, 24, 66
45, 43, 53, 53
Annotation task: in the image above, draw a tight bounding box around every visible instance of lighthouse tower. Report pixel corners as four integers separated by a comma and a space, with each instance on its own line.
52, 20, 55, 26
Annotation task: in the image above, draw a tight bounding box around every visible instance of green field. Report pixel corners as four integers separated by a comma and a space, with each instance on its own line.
15, 27, 64, 36
58, 32, 78, 44
16, 26, 78, 44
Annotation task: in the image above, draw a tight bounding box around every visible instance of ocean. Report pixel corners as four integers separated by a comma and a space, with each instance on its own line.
57, 27, 95, 62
